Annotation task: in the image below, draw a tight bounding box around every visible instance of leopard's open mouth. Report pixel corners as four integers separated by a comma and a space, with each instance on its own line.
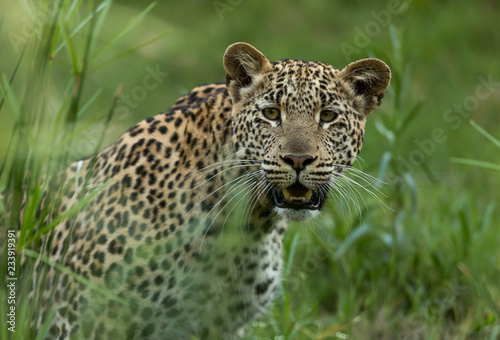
272, 182, 324, 210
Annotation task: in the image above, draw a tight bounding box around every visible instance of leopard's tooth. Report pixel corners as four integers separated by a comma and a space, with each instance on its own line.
283, 189, 291, 201
304, 189, 313, 201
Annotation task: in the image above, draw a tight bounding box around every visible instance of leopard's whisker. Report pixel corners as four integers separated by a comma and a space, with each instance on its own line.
335, 176, 367, 215
176, 161, 262, 191
220, 172, 267, 236
198, 172, 262, 249
185, 170, 258, 217
184, 158, 262, 179
242, 175, 271, 230
327, 178, 361, 218
338, 173, 390, 212
344, 166, 387, 189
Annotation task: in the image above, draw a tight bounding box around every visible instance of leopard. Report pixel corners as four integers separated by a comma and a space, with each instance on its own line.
27, 42, 391, 339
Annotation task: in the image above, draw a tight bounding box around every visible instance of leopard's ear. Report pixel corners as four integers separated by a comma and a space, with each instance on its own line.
339, 58, 391, 115
224, 42, 272, 101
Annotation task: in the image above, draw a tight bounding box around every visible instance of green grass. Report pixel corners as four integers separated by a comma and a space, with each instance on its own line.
1, 0, 499, 339
0, 1, 163, 338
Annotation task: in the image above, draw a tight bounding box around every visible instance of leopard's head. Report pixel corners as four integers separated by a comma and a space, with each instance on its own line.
224, 43, 390, 221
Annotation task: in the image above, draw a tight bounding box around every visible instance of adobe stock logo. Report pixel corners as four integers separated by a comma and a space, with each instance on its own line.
397, 75, 500, 174
8, 1, 58, 53
114, 65, 169, 118
213, 0, 244, 21
75, 64, 169, 158
340, 0, 405, 61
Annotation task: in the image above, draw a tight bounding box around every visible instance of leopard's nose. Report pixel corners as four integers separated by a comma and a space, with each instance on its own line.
281, 154, 316, 172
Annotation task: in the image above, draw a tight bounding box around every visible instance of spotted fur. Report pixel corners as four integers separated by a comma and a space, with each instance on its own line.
31, 43, 390, 339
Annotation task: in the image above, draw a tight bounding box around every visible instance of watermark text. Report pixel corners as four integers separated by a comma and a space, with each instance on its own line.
6, 230, 17, 333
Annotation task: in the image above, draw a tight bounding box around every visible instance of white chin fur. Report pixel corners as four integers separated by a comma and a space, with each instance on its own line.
275, 207, 319, 222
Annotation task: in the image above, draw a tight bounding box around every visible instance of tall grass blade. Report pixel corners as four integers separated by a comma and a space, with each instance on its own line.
469, 120, 500, 149
479, 202, 495, 233
53, 0, 108, 56
92, 28, 171, 72
403, 173, 417, 216
0, 74, 22, 121
285, 232, 300, 278
377, 151, 392, 180
450, 158, 500, 172
334, 224, 370, 259
22, 249, 128, 305
375, 119, 395, 145
34, 308, 56, 340
90, 2, 156, 62
398, 101, 422, 134
458, 263, 500, 318
22, 180, 109, 247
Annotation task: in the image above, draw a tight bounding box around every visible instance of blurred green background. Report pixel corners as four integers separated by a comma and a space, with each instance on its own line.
1, 0, 499, 338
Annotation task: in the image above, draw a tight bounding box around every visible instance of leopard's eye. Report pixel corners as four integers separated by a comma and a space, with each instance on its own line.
320, 110, 339, 123
262, 107, 281, 121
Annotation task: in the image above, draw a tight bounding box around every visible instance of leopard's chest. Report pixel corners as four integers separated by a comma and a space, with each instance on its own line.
156, 223, 286, 337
